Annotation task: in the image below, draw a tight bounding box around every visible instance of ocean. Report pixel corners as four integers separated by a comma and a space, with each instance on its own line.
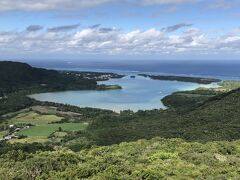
28, 60, 240, 80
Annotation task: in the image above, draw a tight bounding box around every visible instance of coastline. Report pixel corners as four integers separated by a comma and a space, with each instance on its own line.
3, 61, 239, 113
29, 73, 222, 112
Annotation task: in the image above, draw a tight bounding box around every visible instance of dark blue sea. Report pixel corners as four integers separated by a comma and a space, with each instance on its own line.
28, 60, 240, 80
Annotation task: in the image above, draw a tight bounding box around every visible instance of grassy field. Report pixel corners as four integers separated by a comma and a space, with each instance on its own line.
7, 111, 63, 125
9, 136, 50, 144
2, 110, 88, 143
53, 131, 68, 138
17, 123, 88, 137
0, 131, 7, 138
31, 106, 82, 117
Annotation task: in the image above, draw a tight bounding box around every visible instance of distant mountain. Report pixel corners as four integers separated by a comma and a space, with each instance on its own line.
0, 61, 97, 94
0, 61, 61, 83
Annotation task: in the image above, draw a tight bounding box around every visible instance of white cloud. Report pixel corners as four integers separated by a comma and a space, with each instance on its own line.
0, 0, 205, 11
206, 0, 240, 10
0, 0, 112, 11
0, 26, 240, 57
142, 0, 198, 5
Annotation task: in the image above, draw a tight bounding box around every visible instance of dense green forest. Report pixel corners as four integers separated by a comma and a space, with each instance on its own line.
1, 61, 240, 179
0, 61, 123, 95
0, 61, 93, 94
1, 138, 240, 179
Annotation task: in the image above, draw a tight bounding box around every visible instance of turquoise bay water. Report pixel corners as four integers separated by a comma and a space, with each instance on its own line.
30, 75, 216, 112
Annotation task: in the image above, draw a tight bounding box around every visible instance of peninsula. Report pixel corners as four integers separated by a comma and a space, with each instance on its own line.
139, 74, 221, 84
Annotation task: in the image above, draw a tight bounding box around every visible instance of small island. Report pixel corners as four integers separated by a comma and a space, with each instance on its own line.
139, 74, 221, 84
96, 84, 122, 90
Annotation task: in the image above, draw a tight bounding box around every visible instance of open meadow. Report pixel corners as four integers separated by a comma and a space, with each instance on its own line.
1, 109, 88, 143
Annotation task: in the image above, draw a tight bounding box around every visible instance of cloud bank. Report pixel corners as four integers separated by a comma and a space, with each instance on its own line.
142, 0, 198, 5
0, 0, 201, 11
0, 25, 239, 57
0, 0, 112, 11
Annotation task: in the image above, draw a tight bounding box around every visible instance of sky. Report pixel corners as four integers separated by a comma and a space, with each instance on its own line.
0, 0, 240, 61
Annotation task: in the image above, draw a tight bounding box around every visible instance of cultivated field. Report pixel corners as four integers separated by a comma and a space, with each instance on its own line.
1, 108, 88, 143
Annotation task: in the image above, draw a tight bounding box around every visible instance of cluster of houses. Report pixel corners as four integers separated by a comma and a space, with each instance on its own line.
0, 124, 31, 142
84, 74, 115, 80
64, 71, 124, 81
0, 95, 7, 100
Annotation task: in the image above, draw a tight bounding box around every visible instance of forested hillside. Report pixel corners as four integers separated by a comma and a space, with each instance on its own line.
1, 61, 240, 179
85, 88, 240, 146
1, 138, 240, 179
0, 61, 97, 94
0, 61, 61, 83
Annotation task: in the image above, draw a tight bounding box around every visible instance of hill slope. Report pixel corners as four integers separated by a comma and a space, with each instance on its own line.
178, 88, 240, 141
0, 61, 97, 94
1, 138, 240, 179
1, 62, 240, 179
0, 61, 60, 83
86, 88, 240, 145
